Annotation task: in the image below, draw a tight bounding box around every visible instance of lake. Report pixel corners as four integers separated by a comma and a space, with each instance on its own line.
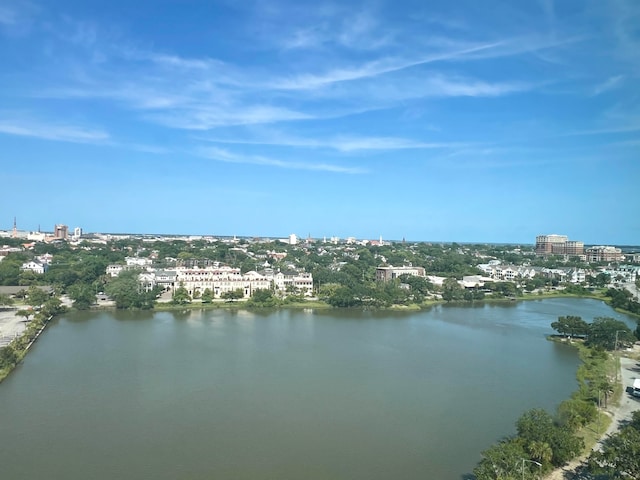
0, 298, 635, 479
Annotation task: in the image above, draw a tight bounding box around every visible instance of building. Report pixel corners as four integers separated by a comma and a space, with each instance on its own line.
164, 265, 314, 299
376, 265, 426, 282
535, 234, 567, 255
27, 231, 46, 242
272, 271, 314, 294
535, 234, 584, 256
54, 224, 69, 240
21, 260, 48, 274
565, 241, 585, 256
585, 246, 624, 263
125, 257, 153, 267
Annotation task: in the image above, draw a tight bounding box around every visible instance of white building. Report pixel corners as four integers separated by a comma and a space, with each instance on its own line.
21, 260, 47, 274
173, 266, 314, 299
175, 266, 271, 298
27, 231, 47, 242
125, 257, 153, 267
272, 271, 314, 295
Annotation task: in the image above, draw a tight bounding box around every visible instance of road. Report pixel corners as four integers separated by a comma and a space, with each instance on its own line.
605, 353, 640, 437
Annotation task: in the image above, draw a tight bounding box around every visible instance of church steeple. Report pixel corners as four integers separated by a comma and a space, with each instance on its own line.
12, 217, 17, 238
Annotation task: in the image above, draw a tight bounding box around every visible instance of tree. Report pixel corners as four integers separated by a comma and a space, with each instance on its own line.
516, 408, 583, 467
593, 272, 611, 288
551, 316, 589, 338
327, 286, 362, 307
221, 288, 244, 301
0, 293, 14, 306
171, 285, 192, 305
105, 270, 154, 309
26, 285, 50, 307
587, 317, 634, 351
588, 414, 640, 479
18, 269, 39, 286
473, 438, 528, 480
40, 297, 65, 318
398, 274, 432, 295
201, 288, 214, 304
0, 255, 23, 285
526, 440, 553, 467
247, 289, 278, 307
557, 398, 597, 431
16, 309, 33, 321
68, 283, 95, 310
441, 277, 464, 302
0, 345, 18, 369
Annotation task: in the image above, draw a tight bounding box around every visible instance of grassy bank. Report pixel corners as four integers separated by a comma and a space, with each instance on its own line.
0, 315, 53, 383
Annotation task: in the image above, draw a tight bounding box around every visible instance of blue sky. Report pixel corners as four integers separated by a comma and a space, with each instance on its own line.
0, 0, 638, 244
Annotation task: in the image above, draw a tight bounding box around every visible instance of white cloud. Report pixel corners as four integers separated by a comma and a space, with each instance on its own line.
198, 147, 365, 174
146, 105, 313, 130
591, 75, 624, 96
0, 118, 109, 144
271, 41, 505, 90
199, 131, 467, 152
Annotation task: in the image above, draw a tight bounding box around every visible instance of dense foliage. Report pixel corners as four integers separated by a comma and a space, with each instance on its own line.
473, 408, 584, 479
550, 316, 635, 349
605, 287, 640, 316
586, 411, 640, 479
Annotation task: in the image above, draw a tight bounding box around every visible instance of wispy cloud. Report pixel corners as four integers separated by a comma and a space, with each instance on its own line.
271, 42, 506, 90
198, 146, 366, 174
0, 117, 109, 144
0, 113, 170, 153
591, 75, 624, 96
269, 5, 393, 52
145, 105, 313, 130
199, 131, 468, 152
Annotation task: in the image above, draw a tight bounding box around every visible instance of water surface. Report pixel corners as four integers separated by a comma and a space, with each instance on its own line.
0, 298, 634, 479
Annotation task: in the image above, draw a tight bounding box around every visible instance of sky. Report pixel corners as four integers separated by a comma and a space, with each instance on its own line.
0, 0, 638, 245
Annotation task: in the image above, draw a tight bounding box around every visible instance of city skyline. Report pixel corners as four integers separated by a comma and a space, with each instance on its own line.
1, 0, 638, 244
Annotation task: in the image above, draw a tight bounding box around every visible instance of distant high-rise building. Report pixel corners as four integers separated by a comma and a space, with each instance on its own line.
585, 246, 623, 262
565, 240, 584, 256
535, 234, 583, 256
535, 234, 568, 255
73, 227, 83, 240
54, 224, 69, 240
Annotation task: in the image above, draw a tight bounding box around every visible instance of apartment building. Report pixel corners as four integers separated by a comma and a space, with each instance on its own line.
535, 234, 584, 256
376, 265, 426, 282
171, 266, 314, 298
585, 246, 624, 263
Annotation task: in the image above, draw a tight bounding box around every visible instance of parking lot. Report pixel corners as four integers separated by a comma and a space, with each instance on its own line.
0, 308, 26, 347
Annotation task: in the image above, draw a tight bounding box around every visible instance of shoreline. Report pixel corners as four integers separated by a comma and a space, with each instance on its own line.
543, 349, 640, 480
